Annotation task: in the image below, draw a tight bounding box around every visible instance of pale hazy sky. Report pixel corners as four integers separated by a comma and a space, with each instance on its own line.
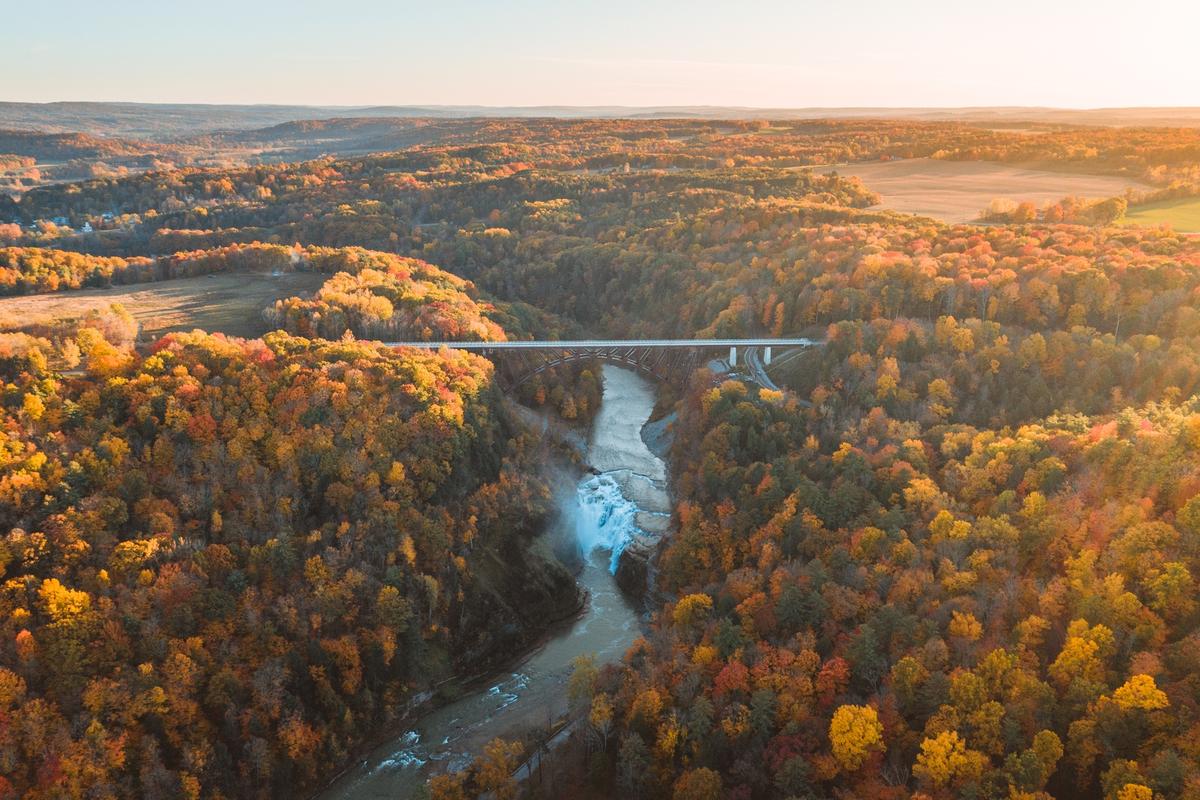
8, 0, 1199, 108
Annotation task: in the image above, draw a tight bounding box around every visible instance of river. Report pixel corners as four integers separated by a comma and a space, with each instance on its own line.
318, 365, 670, 799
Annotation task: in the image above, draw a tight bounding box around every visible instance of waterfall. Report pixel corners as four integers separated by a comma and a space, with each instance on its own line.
574, 473, 643, 573
318, 365, 659, 800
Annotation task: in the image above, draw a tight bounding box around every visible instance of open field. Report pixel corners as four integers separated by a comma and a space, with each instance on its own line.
1123, 196, 1200, 233
0, 271, 326, 338
833, 157, 1149, 223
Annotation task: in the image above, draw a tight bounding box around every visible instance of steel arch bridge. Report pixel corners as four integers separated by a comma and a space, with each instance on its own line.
382, 338, 820, 389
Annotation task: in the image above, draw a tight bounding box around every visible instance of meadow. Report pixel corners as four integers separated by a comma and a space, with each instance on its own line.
1124, 195, 1200, 232
0, 269, 325, 338
834, 157, 1149, 222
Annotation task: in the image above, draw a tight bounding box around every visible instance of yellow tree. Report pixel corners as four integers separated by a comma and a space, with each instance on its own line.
1110, 674, 1168, 711
913, 730, 986, 789
672, 593, 714, 631
829, 704, 885, 771
472, 738, 522, 800
428, 771, 468, 800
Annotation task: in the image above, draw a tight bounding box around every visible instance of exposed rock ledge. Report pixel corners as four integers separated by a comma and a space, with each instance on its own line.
641, 410, 677, 461
615, 533, 658, 598
615, 411, 677, 602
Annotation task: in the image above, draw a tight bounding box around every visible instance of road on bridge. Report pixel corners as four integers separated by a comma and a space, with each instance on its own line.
382, 338, 820, 350
383, 338, 822, 391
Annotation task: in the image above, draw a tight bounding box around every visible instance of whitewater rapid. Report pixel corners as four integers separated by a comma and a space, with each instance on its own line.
575, 473, 649, 572
574, 364, 671, 573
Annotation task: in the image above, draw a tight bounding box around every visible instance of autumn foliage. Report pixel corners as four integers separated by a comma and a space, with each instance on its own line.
5, 116, 1200, 799
0, 325, 575, 798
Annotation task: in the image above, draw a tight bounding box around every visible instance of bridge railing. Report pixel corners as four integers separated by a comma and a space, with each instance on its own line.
381, 338, 823, 388
382, 338, 819, 350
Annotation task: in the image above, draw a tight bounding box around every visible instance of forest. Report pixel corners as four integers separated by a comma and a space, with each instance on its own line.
2, 115, 1200, 800
0, 303, 587, 799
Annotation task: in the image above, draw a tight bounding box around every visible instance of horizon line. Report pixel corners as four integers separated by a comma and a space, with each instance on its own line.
4, 100, 1200, 113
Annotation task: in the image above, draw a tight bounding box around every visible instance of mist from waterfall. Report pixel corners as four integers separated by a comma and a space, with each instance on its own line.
573, 472, 642, 573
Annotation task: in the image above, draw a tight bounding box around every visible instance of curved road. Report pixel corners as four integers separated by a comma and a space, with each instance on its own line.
742, 346, 780, 391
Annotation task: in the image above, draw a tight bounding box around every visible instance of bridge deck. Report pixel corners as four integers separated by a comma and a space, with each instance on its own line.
383, 338, 819, 350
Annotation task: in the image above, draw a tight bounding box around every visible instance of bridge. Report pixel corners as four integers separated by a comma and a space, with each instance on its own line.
383, 338, 821, 388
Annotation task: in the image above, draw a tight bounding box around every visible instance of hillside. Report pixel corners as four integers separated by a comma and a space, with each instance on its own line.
4, 116, 1200, 799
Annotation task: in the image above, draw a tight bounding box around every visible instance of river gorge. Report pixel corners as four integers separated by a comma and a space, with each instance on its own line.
319, 365, 671, 799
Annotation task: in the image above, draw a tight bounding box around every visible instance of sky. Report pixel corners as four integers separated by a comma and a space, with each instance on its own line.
8, 0, 1200, 108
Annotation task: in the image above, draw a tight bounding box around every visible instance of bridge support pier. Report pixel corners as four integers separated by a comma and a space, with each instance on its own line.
729, 346, 737, 367
764, 346, 772, 365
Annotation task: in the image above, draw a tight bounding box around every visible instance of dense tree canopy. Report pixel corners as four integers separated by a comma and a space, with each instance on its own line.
0, 317, 577, 799
5, 116, 1200, 799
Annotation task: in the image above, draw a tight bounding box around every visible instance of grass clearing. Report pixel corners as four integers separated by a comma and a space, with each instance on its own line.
0, 271, 326, 339
829, 157, 1148, 223
1123, 197, 1200, 233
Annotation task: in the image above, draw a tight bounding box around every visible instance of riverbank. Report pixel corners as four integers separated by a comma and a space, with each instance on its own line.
317, 365, 669, 800
309, 507, 584, 799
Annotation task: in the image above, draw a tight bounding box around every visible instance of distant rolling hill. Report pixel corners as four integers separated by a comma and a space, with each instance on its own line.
3, 102, 1200, 139
0, 129, 157, 159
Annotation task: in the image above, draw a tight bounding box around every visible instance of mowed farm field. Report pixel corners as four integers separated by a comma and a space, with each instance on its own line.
1124, 196, 1200, 232
0, 271, 326, 338
833, 157, 1150, 222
